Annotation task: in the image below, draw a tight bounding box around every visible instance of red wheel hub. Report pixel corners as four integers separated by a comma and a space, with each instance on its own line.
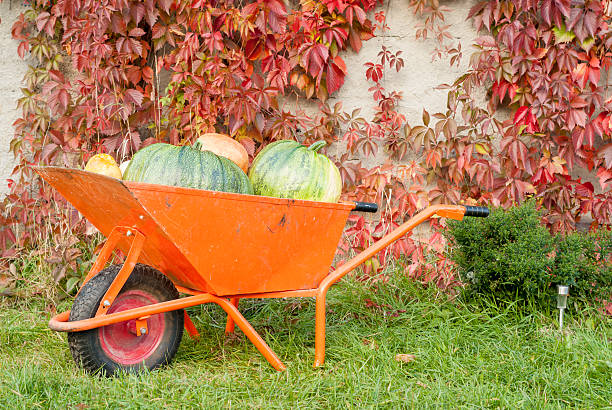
99, 290, 165, 365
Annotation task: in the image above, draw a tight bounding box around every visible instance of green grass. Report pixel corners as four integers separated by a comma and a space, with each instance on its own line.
0, 271, 610, 409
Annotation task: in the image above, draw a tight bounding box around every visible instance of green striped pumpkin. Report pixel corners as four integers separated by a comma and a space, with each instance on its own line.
123, 143, 253, 194
248, 140, 342, 202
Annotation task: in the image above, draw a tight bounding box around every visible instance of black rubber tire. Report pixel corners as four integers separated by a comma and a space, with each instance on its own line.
67, 263, 184, 377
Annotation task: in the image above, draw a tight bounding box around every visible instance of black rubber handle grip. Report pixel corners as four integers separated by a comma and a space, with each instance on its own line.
464, 206, 489, 217
353, 202, 378, 213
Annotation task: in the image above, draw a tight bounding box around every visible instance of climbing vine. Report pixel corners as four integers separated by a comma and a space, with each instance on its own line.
338, 0, 612, 285
1, 0, 611, 292
439, 0, 612, 233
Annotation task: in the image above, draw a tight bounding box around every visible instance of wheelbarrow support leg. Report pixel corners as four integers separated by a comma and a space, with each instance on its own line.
314, 291, 327, 367
224, 297, 240, 334
184, 311, 200, 339
215, 297, 286, 371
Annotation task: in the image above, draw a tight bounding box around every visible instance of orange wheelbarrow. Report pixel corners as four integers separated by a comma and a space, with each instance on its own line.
37, 167, 489, 376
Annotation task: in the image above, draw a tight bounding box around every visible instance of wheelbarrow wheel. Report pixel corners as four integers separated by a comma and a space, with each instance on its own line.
67, 263, 184, 377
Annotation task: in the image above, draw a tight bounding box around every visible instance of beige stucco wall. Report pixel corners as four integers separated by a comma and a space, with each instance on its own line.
328, 0, 477, 123
0, 3, 28, 196
0, 0, 478, 197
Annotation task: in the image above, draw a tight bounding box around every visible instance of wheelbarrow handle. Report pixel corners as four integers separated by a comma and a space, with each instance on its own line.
352, 202, 378, 213
320, 204, 489, 293
464, 205, 489, 217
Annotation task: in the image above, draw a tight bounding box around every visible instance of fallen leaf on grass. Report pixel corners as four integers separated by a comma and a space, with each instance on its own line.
365, 299, 392, 310
0, 263, 17, 296
223, 332, 243, 345
395, 353, 416, 363
0, 273, 15, 288
362, 338, 379, 350
284, 301, 305, 312
416, 381, 430, 389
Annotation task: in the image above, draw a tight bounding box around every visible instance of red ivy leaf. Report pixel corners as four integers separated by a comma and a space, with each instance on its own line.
540, 0, 570, 27
349, 28, 363, 52
572, 62, 599, 88
264, 0, 287, 17
130, 38, 144, 56
345, 5, 366, 25
142, 66, 154, 83
48, 70, 65, 83
504, 137, 529, 169
229, 115, 244, 136
365, 62, 383, 83
302, 43, 329, 79
130, 3, 146, 25
475, 35, 496, 47
245, 39, 263, 60
567, 6, 599, 43
145, 3, 160, 26
508, 83, 518, 100
56, 89, 70, 115
129, 28, 146, 37
158, 0, 173, 13
203, 31, 223, 52
17, 41, 29, 59
575, 181, 594, 197
326, 58, 346, 94
36, 12, 57, 37
124, 89, 144, 106
596, 167, 612, 190
323, 0, 348, 14
598, 143, 612, 168
492, 80, 509, 102
240, 137, 255, 157
567, 109, 587, 130
513, 106, 539, 133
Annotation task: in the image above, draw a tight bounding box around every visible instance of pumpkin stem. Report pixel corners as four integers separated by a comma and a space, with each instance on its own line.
308, 141, 327, 152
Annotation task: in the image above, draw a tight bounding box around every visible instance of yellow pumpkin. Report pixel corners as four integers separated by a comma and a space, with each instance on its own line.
84, 153, 122, 179
196, 133, 249, 173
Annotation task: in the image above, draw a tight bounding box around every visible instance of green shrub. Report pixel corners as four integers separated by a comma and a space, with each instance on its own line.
445, 201, 611, 306
552, 229, 611, 302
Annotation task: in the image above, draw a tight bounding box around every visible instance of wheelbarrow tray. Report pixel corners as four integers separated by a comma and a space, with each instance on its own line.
37, 167, 354, 296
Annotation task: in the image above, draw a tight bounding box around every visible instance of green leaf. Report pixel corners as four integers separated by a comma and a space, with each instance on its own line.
66, 277, 80, 293
553, 24, 575, 44
580, 37, 595, 52
475, 143, 489, 155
